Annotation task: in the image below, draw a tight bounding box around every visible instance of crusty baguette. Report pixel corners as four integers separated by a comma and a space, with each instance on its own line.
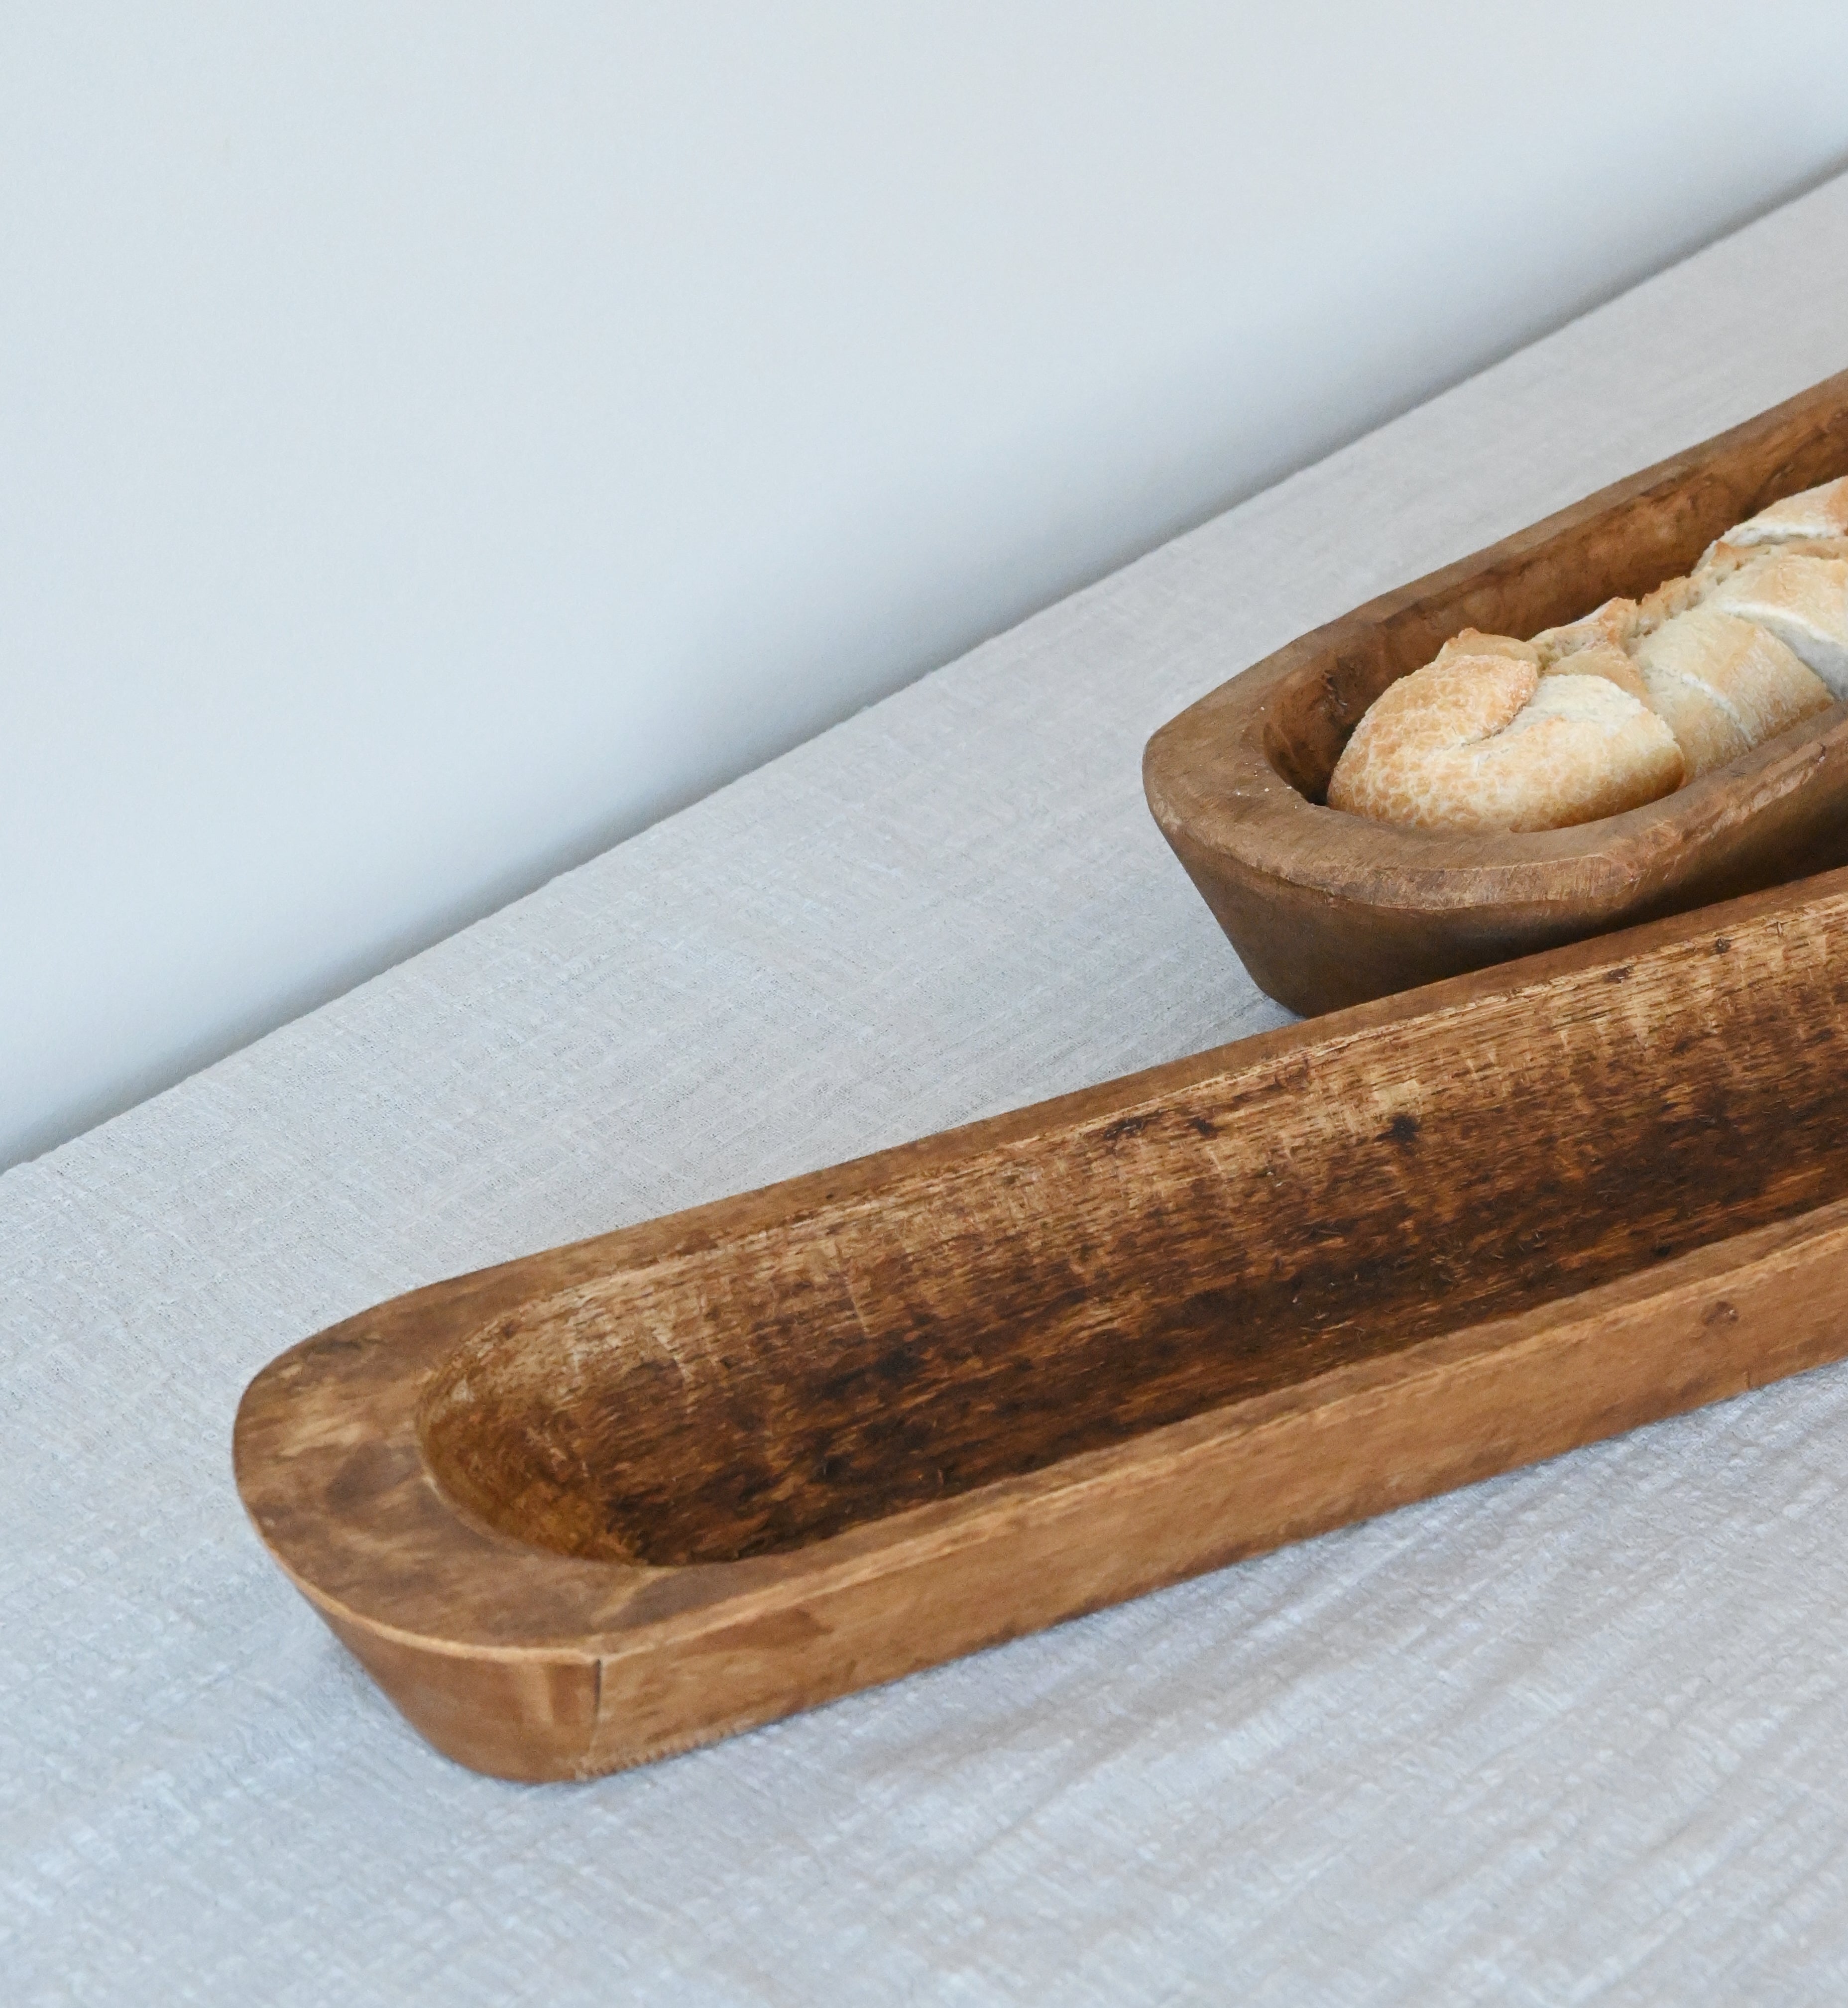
1327, 476, 1848, 832
1327, 652, 1683, 831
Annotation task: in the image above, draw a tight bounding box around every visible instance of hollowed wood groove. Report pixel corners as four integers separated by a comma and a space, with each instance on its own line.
418, 907, 1848, 1568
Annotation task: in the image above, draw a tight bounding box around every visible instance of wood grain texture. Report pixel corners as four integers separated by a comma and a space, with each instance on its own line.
1143, 370, 1848, 1015
237, 867, 1848, 1780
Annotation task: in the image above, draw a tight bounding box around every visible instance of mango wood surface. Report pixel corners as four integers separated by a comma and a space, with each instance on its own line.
237, 869, 1848, 1780
1144, 370, 1848, 1015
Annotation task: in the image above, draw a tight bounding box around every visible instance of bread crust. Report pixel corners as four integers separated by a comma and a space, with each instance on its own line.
1723, 474, 1848, 548
1327, 476, 1848, 832
1707, 551, 1848, 698
1327, 653, 1683, 832
1532, 597, 1641, 663
1630, 607, 1828, 778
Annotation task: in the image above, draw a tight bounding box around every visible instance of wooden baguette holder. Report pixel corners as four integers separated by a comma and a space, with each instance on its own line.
1144, 370, 1848, 1016
238, 867, 1848, 1779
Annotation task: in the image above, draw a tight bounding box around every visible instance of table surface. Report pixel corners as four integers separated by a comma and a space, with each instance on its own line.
11, 173, 1848, 2007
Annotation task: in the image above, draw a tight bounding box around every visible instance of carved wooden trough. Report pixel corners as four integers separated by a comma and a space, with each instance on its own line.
237, 868, 1848, 1778
1144, 369, 1848, 1015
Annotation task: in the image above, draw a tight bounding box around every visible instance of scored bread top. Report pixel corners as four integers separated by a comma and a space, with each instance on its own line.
1706, 551, 1848, 698
1328, 476, 1848, 830
1721, 474, 1848, 549
1631, 607, 1832, 779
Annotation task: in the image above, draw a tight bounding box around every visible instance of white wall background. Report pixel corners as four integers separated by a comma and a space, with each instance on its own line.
6, 3, 1848, 1171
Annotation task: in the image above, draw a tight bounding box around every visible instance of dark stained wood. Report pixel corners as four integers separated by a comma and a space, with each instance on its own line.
238, 867, 1848, 1779
1143, 370, 1848, 1015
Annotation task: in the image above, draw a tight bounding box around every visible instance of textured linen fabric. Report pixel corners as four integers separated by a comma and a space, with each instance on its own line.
10, 174, 1848, 2006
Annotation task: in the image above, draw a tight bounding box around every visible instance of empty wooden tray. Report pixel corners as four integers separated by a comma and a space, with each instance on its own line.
1143, 370, 1848, 1017
237, 866, 1848, 1780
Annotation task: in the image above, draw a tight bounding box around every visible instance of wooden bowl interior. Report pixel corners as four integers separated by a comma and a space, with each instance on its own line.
420, 911, 1848, 1569
1263, 443, 1848, 806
